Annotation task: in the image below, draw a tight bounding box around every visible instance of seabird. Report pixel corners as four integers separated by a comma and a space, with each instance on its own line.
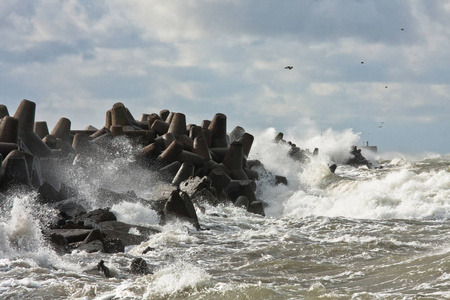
284, 66, 293, 70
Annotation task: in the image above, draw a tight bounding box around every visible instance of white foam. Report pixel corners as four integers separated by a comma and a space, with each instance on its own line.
250, 127, 450, 220
0, 278, 42, 288
143, 260, 211, 297
111, 201, 159, 226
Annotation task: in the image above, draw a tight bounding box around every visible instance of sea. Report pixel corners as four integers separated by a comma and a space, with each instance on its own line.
0, 127, 449, 299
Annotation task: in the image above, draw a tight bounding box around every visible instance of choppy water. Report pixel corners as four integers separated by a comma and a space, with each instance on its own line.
1, 128, 449, 299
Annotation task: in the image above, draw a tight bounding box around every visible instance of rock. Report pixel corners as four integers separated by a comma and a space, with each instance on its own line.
38, 181, 63, 203
97, 260, 112, 278
48, 232, 69, 254
142, 246, 156, 254
54, 200, 87, 220
82, 208, 117, 223
164, 190, 200, 229
275, 175, 288, 185
234, 196, 249, 209
191, 188, 222, 207
49, 229, 92, 243
248, 200, 265, 216
130, 258, 152, 275
96, 220, 159, 248
172, 162, 194, 187
346, 146, 373, 168
329, 164, 337, 173
179, 176, 211, 198
78, 240, 104, 253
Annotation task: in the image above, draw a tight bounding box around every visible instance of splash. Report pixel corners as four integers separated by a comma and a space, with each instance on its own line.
250, 127, 450, 220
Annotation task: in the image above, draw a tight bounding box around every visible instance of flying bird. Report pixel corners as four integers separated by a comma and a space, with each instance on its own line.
284, 66, 293, 70
401, 28, 405, 31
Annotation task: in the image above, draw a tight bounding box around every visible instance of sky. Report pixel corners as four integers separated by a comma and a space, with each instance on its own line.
0, 0, 449, 154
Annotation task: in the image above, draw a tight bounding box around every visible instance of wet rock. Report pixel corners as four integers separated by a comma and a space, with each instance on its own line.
191, 188, 222, 207
54, 200, 87, 220
142, 246, 156, 254
346, 146, 373, 169
82, 208, 117, 223
275, 175, 288, 186
234, 196, 249, 209
248, 200, 265, 216
78, 240, 104, 253
97, 260, 112, 278
164, 190, 200, 229
130, 258, 152, 275
179, 176, 211, 198
38, 181, 63, 203
329, 164, 337, 173
49, 229, 92, 243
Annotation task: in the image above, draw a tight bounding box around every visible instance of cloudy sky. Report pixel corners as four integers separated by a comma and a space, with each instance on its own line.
1, 0, 449, 154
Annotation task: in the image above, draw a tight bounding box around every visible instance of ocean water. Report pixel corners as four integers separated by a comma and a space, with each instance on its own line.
1, 128, 449, 299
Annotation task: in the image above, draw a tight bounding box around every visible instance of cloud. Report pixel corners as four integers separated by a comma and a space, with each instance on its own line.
0, 0, 449, 153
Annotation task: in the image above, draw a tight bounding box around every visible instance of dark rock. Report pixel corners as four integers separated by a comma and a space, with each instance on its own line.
191, 188, 222, 207
48, 232, 69, 254
329, 164, 337, 173
78, 240, 104, 253
234, 196, 249, 209
142, 246, 156, 254
248, 200, 265, 216
179, 176, 211, 198
83, 208, 117, 223
97, 220, 159, 247
164, 190, 200, 229
38, 181, 62, 203
54, 200, 87, 220
97, 260, 112, 278
346, 146, 373, 168
275, 175, 288, 186
104, 238, 125, 253
172, 162, 194, 187
130, 258, 152, 275
49, 229, 92, 243
83, 228, 105, 244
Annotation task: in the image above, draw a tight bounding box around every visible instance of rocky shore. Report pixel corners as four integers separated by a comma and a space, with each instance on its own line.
0, 99, 371, 260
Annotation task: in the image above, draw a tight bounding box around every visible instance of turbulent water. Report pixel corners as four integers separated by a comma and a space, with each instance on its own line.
1, 128, 449, 299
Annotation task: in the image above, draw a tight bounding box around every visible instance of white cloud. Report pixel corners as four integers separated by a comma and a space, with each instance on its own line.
0, 0, 449, 153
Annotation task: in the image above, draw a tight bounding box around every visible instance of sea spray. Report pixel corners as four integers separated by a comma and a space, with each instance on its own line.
0, 193, 80, 273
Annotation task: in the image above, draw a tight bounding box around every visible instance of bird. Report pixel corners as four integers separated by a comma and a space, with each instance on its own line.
284, 66, 293, 70
401, 28, 404, 31
361, 61, 364, 64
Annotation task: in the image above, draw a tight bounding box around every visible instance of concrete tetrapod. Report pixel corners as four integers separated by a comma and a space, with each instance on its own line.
0, 116, 19, 144
222, 141, 249, 180
208, 113, 228, 148
13, 99, 52, 157
50, 117, 72, 143
34, 121, 49, 139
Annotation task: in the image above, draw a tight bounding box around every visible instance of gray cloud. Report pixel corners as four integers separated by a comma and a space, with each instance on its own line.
0, 0, 449, 153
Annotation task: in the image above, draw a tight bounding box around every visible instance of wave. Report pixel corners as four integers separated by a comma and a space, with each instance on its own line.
250, 127, 450, 221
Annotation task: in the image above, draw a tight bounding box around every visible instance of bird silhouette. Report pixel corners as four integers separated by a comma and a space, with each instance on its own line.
284, 66, 293, 70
